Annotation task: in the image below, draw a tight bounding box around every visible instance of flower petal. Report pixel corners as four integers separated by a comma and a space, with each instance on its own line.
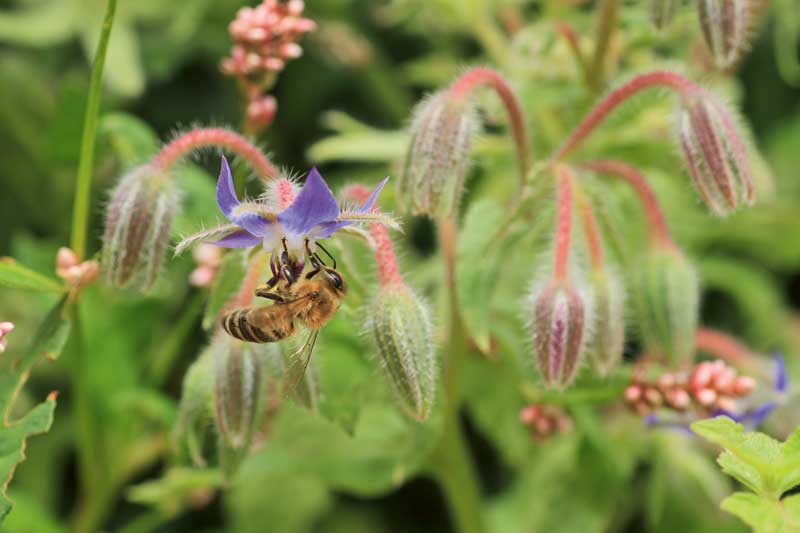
216, 156, 239, 219
216, 157, 273, 237
211, 229, 262, 248
278, 167, 340, 235
358, 177, 390, 213
774, 353, 788, 393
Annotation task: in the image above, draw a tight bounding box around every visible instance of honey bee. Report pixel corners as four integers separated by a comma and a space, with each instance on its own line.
221, 241, 346, 396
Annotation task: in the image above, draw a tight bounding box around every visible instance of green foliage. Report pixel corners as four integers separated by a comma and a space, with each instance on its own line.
0, 259, 64, 293
693, 417, 800, 532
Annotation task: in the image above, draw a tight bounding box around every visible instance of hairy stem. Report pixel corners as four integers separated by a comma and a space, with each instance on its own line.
553, 165, 575, 282
431, 217, 485, 533
553, 21, 591, 87
342, 184, 403, 287
449, 67, 532, 191
151, 127, 278, 181
574, 185, 605, 269
70, 0, 117, 260
553, 71, 702, 162
583, 160, 675, 248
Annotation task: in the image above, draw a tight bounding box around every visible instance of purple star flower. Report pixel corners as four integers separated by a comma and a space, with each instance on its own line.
176, 157, 394, 258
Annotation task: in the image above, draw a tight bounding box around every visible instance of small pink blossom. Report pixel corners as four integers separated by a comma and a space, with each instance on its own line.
0, 322, 15, 354
189, 245, 223, 288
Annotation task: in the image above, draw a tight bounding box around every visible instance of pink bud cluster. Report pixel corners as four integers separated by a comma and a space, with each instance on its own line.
56, 247, 99, 289
624, 359, 756, 416
519, 404, 572, 442
221, 0, 314, 133
189, 244, 223, 288
0, 322, 14, 353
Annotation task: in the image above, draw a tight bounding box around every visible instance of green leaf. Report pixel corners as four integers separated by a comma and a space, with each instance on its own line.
0, 296, 70, 522
0, 258, 64, 293
127, 467, 221, 517
98, 112, 159, 166
721, 492, 800, 533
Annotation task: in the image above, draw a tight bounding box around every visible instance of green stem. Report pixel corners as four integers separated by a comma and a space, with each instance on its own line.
147, 291, 206, 387
588, 0, 618, 92
70, 0, 117, 260
430, 217, 485, 533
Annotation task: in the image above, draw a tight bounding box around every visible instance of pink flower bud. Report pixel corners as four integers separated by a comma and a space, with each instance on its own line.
733, 375, 756, 395
697, 0, 753, 70
529, 282, 590, 390
246, 96, 277, 133
0, 322, 14, 354
677, 93, 754, 216
400, 90, 480, 217
624, 384, 643, 403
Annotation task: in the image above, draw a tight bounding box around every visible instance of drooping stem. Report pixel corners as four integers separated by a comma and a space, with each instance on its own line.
553, 165, 575, 282
448, 67, 532, 189
574, 185, 604, 270
694, 327, 764, 377
553, 21, 591, 86
70, 0, 117, 260
431, 216, 485, 533
588, 0, 619, 91
151, 127, 278, 181
342, 184, 403, 287
583, 160, 675, 248
552, 71, 702, 162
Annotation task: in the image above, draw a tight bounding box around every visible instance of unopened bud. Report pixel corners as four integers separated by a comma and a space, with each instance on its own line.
587, 269, 625, 376
677, 93, 754, 216
174, 346, 215, 466
213, 336, 283, 477
102, 165, 180, 291
697, 0, 752, 70
529, 282, 590, 390
634, 247, 699, 367
399, 91, 480, 217
649, 0, 676, 29
0, 321, 14, 354
368, 284, 437, 421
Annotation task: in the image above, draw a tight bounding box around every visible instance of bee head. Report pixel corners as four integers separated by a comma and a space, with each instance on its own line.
322, 267, 347, 295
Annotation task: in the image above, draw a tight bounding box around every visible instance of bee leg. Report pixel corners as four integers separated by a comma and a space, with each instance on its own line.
257, 291, 286, 303
281, 238, 298, 285
305, 254, 323, 280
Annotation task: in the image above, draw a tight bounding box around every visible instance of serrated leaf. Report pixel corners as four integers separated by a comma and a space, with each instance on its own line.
0, 258, 64, 293
202, 251, 248, 330
0, 296, 70, 522
721, 492, 800, 533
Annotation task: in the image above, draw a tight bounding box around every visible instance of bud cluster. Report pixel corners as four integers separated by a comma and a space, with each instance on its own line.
624, 359, 756, 416
519, 404, 572, 442
102, 165, 180, 291
55, 247, 99, 289
0, 322, 14, 353
221, 0, 314, 133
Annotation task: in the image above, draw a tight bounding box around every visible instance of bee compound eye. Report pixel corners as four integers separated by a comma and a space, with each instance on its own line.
327, 271, 343, 290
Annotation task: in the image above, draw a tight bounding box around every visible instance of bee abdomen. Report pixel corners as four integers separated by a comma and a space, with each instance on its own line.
222, 308, 287, 343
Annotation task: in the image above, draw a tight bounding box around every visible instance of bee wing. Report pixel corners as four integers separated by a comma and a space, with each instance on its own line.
281, 327, 320, 400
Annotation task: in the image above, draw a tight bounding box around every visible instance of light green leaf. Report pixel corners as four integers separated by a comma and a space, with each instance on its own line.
721, 492, 800, 533
0, 258, 64, 293
0, 1, 75, 47
98, 112, 159, 166
127, 467, 221, 517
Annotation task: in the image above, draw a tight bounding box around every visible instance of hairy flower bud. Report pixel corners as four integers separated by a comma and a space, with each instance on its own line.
102, 165, 180, 290
677, 93, 754, 216
587, 269, 625, 376
634, 247, 699, 367
697, 0, 752, 70
649, 0, 676, 29
529, 281, 591, 389
368, 284, 436, 420
174, 346, 215, 466
214, 336, 283, 476
400, 91, 480, 218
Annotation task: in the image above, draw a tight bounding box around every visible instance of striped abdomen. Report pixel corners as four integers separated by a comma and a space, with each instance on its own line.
222, 307, 295, 343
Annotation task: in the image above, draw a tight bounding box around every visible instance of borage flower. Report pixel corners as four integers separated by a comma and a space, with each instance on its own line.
176, 157, 395, 268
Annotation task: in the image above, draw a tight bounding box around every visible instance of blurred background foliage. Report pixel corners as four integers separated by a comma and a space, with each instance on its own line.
0, 0, 798, 532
